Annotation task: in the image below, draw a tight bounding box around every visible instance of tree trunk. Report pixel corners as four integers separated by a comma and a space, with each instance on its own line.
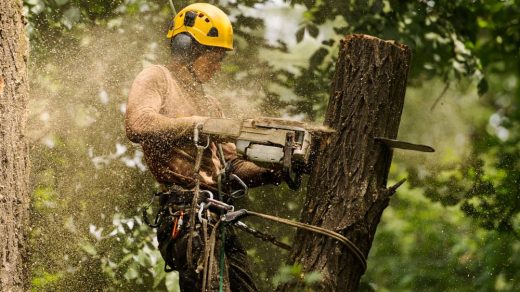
0, 1, 30, 291
283, 35, 411, 291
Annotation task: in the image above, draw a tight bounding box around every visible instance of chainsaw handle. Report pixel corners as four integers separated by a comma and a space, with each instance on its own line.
282, 131, 302, 190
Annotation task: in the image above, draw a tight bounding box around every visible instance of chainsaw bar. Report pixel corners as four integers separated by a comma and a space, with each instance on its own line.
375, 137, 435, 153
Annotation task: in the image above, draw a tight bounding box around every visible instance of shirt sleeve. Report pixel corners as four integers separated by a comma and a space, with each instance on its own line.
125, 66, 207, 144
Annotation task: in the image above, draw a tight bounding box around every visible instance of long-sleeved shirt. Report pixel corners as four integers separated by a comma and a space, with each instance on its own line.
125, 61, 274, 190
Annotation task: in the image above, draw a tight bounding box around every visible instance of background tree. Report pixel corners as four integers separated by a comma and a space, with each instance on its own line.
0, 0, 30, 290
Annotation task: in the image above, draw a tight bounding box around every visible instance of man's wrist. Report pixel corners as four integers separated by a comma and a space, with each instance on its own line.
262, 169, 283, 186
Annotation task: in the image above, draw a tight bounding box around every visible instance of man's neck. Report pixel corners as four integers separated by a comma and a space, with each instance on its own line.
167, 59, 202, 85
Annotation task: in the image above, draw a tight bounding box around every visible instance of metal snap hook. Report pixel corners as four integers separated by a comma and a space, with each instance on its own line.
194, 123, 210, 149
229, 174, 248, 198
198, 202, 206, 223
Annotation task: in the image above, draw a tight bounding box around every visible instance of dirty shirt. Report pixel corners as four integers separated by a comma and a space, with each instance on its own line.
125, 62, 270, 190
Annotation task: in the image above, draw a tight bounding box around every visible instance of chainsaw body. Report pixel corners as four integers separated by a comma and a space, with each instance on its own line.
201, 117, 328, 189
201, 117, 317, 165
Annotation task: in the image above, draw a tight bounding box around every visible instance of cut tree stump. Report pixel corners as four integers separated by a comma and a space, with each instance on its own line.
280, 34, 411, 291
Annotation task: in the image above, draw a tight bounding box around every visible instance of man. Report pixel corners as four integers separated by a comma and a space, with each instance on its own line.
125, 3, 281, 291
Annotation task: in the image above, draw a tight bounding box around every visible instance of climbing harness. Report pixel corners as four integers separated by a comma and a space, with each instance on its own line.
143, 185, 368, 289
189, 194, 368, 271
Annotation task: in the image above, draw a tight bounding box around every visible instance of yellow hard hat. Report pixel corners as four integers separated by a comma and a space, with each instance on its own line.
167, 3, 233, 51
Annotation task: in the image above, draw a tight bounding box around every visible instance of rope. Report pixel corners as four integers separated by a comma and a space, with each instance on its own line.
234, 221, 291, 251
168, 0, 177, 16
205, 220, 222, 291
232, 210, 367, 271
200, 217, 210, 292
216, 143, 226, 201
216, 143, 228, 292
219, 224, 226, 292
187, 144, 205, 268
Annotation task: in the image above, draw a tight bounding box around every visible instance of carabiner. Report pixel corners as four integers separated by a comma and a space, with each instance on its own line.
198, 202, 206, 223
194, 123, 210, 149
229, 174, 248, 199
206, 198, 234, 212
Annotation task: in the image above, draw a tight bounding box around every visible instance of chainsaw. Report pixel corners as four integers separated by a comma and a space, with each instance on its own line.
200, 117, 434, 190
200, 117, 329, 189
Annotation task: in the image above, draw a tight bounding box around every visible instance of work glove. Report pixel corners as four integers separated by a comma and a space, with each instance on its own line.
262, 168, 283, 186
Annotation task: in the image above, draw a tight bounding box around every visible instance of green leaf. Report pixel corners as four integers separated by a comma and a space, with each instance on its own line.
31, 271, 62, 288
26, 0, 42, 5
54, 0, 68, 7
478, 77, 489, 96
124, 265, 139, 280
307, 24, 319, 38
61, 6, 81, 29
304, 271, 322, 284
165, 272, 180, 292
152, 263, 166, 288
80, 242, 97, 256
296, 27, 305, 43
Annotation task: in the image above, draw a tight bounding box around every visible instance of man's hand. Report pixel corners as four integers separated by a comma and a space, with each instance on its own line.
262, 168, 283, 186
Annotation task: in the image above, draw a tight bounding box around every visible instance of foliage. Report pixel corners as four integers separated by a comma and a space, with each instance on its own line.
24, 0, 160, 31
25, 0, 520, 291
274, 0, 520, 243
365, 181, 520, 291
82, 213, 180, 291
27, 7, 167, 289
403, 1, 520, 238
261, 0, 491, 119
272, 263, 322, 291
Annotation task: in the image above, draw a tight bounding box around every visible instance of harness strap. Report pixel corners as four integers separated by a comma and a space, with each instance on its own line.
219, 224, 226, 292
187, 142, 206, 268
205, 220, 222, 292
142, 192, 162, 228
200, 215, 210, 292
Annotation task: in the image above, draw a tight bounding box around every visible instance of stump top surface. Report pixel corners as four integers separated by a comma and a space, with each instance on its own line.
343, 34, 409, 51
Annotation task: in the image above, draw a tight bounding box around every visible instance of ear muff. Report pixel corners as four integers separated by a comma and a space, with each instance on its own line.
170, 33, 196, 63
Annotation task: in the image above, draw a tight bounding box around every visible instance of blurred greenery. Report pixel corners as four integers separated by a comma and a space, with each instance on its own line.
25, 0, 519, 291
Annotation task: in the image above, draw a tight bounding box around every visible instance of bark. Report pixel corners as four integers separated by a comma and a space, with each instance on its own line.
282, 35, 411, 291
0, 1, 30, 291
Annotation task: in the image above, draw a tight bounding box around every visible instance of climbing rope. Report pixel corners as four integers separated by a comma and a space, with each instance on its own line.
187, 124, 209, 268
219, 224, 226, 292
222, 209, 367, 271
233, 221, 291, 251
193, 196, 368, 291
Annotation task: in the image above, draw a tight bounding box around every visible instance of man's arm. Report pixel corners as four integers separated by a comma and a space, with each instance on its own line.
125, 66, 207, 144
